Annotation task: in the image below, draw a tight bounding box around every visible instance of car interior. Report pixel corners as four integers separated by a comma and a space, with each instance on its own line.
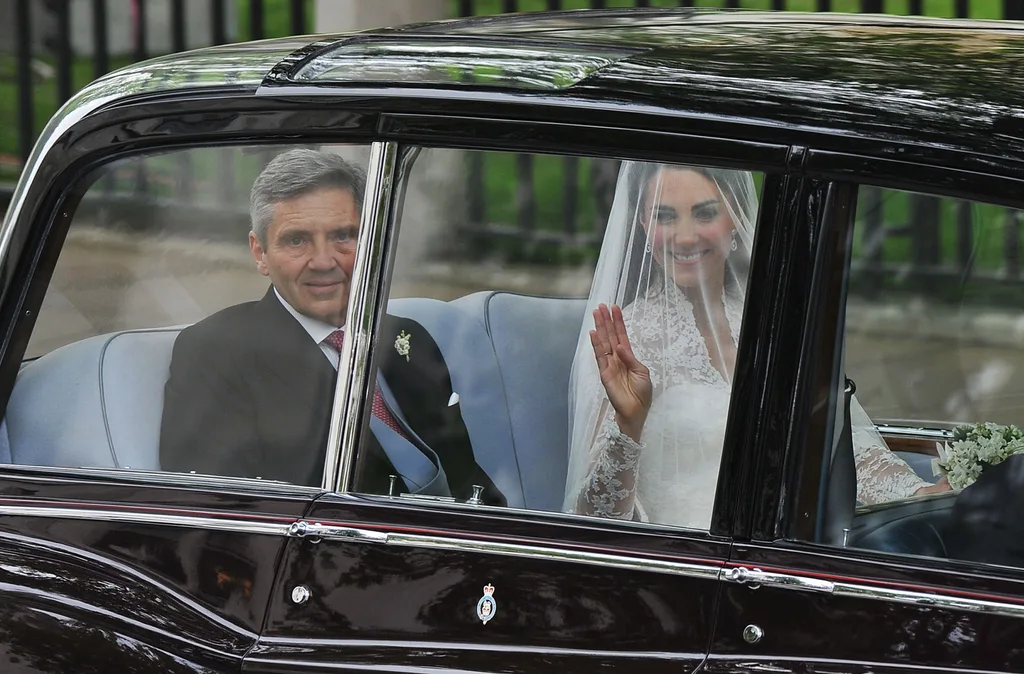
0, 286, 950, 547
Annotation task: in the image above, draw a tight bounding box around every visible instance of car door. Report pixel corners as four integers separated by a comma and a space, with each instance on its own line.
0, 101, 381, 670
706, 163, 1024, 672
245, 133, 801, 673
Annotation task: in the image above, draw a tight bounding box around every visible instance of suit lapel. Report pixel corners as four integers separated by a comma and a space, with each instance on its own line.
377, 315, 453, 438
256, 287, 337, 402
373, 313, 506, 506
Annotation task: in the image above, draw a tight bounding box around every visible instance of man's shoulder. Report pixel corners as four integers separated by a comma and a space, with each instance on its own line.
174, 299, 267, 351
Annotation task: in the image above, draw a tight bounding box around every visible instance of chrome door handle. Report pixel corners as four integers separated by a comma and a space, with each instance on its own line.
287, 521, 388, 544
723, 566, 834, 593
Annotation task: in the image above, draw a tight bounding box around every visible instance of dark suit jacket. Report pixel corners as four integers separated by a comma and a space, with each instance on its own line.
159, 287, 505, 506
945, 454, 1024, 567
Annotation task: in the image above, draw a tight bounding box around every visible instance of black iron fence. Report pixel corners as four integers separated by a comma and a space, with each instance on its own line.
5, 0, 1024, 301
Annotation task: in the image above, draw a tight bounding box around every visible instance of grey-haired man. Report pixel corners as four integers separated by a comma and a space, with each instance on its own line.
159, 149, 505, 506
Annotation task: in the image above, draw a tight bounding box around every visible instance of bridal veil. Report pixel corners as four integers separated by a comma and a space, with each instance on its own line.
563, 161, 759, 522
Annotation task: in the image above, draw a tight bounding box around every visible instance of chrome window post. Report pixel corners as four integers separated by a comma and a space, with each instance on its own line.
321, 141, 399, 493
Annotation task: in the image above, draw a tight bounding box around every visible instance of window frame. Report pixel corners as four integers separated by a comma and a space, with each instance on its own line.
331, 128, 797, 541
1, 90, 801, 526
782, 154, 1024, 580
0, 96, 378, 496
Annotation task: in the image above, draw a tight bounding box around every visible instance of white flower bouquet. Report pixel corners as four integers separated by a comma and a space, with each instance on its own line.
936, 422, 1024, 491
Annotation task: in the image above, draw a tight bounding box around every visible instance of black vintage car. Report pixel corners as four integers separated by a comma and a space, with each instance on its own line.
3, 6, 1024, 673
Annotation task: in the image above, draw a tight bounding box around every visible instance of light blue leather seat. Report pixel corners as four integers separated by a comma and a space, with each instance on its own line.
0, 420, 10, 465
4, 328, 178, 470
389, 291, 586, 511
2, 293, 586, 512
482, 292, 586, 510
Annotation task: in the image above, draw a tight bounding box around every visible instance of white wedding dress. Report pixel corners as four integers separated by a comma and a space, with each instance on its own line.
563, 161, 930, 530
569, 283, 931, 530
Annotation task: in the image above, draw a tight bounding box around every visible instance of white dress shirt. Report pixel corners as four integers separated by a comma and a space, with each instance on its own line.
274, 288, 344, 370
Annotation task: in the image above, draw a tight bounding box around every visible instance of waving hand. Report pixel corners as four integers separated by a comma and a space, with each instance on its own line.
590, 303, 652, 442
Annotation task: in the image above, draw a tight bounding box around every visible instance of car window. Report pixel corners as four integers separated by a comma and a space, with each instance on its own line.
352, 147, 765, 530
4, 143, 371, 488
804, 184, 1024, 569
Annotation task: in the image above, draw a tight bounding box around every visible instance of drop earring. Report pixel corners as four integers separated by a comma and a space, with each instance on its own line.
731, 230, 739, 252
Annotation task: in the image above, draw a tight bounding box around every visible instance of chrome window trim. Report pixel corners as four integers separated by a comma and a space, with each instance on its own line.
0, 463, 324, 496
875, 424, 954, 441
0, 94, 119, 273
324, 141, 400, 492
0, 503, 294, 537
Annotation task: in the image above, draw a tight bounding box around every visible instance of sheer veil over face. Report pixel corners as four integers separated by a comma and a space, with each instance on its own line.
563, 161, 759, 523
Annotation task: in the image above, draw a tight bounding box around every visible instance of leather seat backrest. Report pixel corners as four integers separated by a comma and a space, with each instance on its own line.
388, 294, 522, 506
5, 328, 179, 470
483, 292, 587, 512
0, 419, 10, 465
388, 292, 587, 511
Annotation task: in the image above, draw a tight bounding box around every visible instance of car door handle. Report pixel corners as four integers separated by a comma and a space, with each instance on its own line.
287, 520, 388, 544
723, 566, 835, 593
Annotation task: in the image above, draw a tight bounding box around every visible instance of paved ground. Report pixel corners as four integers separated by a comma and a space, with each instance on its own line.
29, 227, 1024, 427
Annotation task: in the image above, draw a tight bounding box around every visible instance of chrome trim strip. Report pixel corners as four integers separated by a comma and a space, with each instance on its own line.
386, 532, 721, 579
724, 565, 1024, 620
324, 141, 400, 492
291, 522, 722, 580
254, 637, 689, 658
832, 580, 1024, 619
0, 504, 293, 537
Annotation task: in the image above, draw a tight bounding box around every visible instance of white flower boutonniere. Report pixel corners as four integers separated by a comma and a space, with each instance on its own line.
395, 330, 411, 361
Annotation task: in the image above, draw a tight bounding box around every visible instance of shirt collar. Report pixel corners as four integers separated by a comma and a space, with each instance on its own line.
274, 287, 342, 346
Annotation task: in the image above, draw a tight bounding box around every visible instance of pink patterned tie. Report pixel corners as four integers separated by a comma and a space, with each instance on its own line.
324, 329, 409, 439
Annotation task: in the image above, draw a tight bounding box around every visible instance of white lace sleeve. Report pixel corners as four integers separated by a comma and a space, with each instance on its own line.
572, 412, 646, 520
850, 395, 930, 505
854, 443, 931, 505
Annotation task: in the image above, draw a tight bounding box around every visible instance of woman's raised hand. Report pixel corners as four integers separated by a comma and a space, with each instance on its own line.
590, 303, 652, 442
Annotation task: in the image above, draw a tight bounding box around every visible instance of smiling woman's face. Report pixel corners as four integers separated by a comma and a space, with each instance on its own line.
641, 168, 736, 291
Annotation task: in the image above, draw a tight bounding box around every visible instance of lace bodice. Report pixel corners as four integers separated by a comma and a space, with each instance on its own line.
571, 284, 931, 528
624, 284, 743, 390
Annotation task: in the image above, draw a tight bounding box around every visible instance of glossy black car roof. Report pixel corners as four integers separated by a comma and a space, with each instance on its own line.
285, 9, 1024, 165
27, 7, 1024, 203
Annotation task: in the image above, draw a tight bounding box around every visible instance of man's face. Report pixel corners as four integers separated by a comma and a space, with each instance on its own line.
249, 187, 360, 327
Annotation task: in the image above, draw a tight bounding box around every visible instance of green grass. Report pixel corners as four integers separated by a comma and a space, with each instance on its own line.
854, 188, 1018, 271
1, 0, 313, 182
0, 55, 133, 182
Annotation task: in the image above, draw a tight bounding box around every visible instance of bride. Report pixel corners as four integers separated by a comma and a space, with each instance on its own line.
564, 161, 950, 529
